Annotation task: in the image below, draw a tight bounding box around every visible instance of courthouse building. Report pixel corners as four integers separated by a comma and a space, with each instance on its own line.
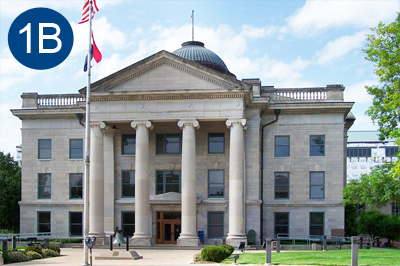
12, 41, 355, 246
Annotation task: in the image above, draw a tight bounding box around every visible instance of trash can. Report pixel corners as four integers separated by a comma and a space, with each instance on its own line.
197, 231, 204, 244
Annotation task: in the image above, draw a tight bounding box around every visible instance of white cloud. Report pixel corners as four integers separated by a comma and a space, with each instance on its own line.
287, 0, 399, 35
0, 49, 39, 91
344, 80, 376, 104
240, 24, 277, 39
315, 31, 367, 64
0, 0, 121, 18
70, 16, 127, 58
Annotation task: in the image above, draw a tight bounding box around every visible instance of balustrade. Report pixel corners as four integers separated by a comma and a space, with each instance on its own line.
37, 94, 85, 107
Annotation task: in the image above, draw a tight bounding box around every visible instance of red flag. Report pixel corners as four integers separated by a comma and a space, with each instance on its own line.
79, 0, 100, 24
83, 33, 102, 72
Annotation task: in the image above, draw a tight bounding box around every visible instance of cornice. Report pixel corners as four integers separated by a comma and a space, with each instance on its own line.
91, 92, 247, 102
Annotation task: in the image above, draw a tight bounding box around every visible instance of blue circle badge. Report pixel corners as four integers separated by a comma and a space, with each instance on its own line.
8, 8, 74, 70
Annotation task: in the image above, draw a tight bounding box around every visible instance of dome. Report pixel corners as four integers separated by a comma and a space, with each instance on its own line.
172, 41, 235, 78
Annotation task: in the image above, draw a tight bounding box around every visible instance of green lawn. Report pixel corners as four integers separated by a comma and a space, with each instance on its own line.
222, 248, 400, 265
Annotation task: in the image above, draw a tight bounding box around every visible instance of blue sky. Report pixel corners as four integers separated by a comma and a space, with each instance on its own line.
1, 0, 399, 157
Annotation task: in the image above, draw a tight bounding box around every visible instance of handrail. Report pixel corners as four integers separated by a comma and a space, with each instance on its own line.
14, 231, 65, 243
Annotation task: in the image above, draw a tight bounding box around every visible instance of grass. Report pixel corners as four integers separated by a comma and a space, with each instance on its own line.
222, 248, 400, 265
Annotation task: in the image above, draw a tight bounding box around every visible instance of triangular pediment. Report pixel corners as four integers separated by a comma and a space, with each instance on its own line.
85, 51, 249, 96
151, 192, 181, 202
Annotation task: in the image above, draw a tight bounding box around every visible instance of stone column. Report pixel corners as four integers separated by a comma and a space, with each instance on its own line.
130, 120, 153, 246
89, 123, 105, 239
177, 119, 200, 246
226, 119, 247, 246
101, 123, 116, 238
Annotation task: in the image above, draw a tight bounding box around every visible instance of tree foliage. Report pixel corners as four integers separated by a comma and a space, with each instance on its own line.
364, 13, 400, 141
358, 209, 400, 244
343, 164, 400, 208
0, 152, 21, 231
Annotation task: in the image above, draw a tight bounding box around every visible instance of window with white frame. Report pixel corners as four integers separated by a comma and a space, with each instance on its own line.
208, 170, 224, 198
38, 139, 51, 159
310, 172, 325, 199
122, 170, 135, 198
38, 173, 51, 199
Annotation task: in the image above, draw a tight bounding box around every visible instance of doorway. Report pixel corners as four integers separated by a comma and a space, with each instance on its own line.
156, 211, 181, 244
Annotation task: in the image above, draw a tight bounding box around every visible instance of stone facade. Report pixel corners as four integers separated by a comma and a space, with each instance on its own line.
12, 49, 354, 246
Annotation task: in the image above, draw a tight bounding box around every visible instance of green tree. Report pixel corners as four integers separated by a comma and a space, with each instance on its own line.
358, 209, 400, 245
364, 13, 400, 141
364, 13, 400, 176
0, 152, 21, 232
343, 164, 400, 208
358, 209, 383, 241
345, 204, 359, 237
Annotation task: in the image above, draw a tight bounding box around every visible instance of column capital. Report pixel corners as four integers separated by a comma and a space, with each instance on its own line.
177, 119, 200, 129
131, 120, 153, 130
226, 119, 246, 128
90, 122, 103, 128
100, 122, 117, 135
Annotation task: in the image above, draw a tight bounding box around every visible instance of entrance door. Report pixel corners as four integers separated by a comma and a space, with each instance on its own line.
156, 211, 181, 244
163, 221, 181, 244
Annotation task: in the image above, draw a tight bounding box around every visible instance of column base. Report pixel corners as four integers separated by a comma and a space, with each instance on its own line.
88, 232, 105, 245
130, 235, 152, 246
226, 235, 247, 247
177, 237, 199, 246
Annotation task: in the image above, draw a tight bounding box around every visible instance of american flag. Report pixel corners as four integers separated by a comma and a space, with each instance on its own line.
79, 0, 100, 24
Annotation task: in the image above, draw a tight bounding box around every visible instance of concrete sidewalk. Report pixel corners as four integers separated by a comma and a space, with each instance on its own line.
10, 247, 200, 266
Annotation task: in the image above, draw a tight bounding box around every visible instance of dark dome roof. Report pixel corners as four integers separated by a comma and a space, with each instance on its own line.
172, 41, 235, 77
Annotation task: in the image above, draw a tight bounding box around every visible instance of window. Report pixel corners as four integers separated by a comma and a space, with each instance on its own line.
310, 172, 325, 199
122, 170, 135, 198
347, 147, 372, 157
38, 139, 51, 159
156, 170, 181, 194
122, 134, 135, 155
274, 172, 289, 199
208, 133, 225, 154
392, 202, 399, 216
38, 212, 51, 233
69, 139, 83, 159
69, 173, 83, 199
208, 212, 224, 239
122, 212, 135, 237
275, 136, 290, 157
310, 212, 324, 236
274, 212, 289, 237
156, 133, 182, 154
38, 173, 51, 199
386, 147, 399, 157
310, 135, 325, 156
69, 212, 82, 236
208, 170, 224, 198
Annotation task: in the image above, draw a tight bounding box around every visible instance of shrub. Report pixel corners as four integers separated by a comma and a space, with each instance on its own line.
201, 245, 229, 262
49, 245, 61, 254
26, 251, 43, 260
218, 244, 234, 256
26, 245, 43, 256
193, 251, 202, 262
43, 248, 59, 257
5, 251, 29, 263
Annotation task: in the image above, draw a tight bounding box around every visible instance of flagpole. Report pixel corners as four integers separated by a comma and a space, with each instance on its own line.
192, 10, 194, 41
83, 1, 93, 265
